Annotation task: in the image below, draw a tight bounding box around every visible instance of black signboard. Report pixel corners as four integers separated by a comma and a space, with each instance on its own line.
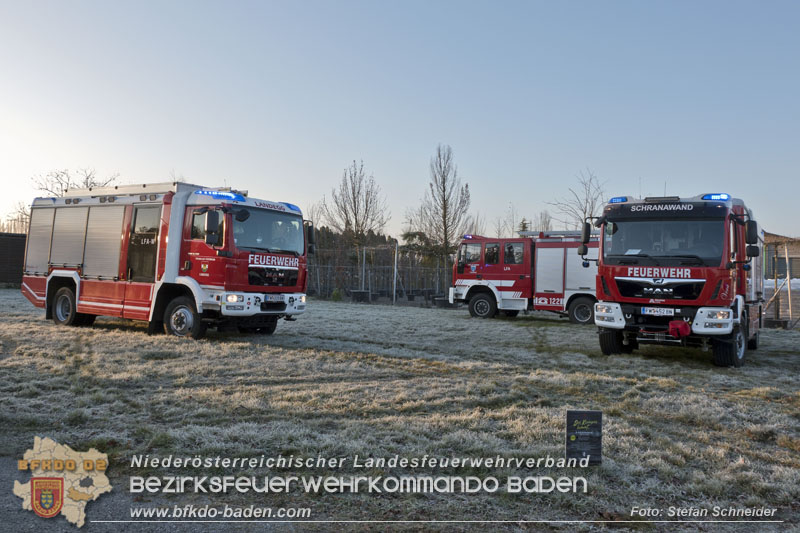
566, 410, 602, 465
604, 202, 727, 220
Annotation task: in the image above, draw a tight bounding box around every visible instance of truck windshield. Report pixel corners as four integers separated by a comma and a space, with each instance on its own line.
603, 219, 724, 266
232, 208, 304, 255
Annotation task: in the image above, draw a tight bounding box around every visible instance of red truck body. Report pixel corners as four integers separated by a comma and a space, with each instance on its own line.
21, 182, 313, 338
584, 193, 763, 366
449, 232, 599, 323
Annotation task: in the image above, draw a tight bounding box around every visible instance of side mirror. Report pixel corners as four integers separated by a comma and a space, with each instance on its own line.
745, 220, 758, 245
746, 245, 759, 258
580, 222, 591, 244
205, 210, 220, 234
577, 244, 588, 256
304, 220, 316, 245
204, 210, 220, 245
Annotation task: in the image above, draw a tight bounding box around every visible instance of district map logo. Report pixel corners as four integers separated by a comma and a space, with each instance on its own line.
13, 437, 112, 528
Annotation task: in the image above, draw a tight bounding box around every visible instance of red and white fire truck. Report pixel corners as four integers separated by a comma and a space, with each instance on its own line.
578, 193, 763, 367
448, 232, 599, 323
21, 182, 315, 339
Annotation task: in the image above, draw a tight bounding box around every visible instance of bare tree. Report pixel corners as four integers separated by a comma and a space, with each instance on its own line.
405, 144, 471, 262
547, 168, 606, 229
464, 211, 486, 236
1, 202, 31, 233
321, 160, 390, 245
32, 168, 118, 197
531, 210, 553, 233
504, 202, 519, 237
492, 216, 506, 238
304, 200, 325, 226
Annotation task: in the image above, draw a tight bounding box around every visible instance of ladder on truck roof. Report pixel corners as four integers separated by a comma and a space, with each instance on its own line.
62, 182, 249, 198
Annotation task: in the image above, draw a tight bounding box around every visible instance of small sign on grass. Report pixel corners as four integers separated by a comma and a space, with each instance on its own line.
566, 410, 602, 465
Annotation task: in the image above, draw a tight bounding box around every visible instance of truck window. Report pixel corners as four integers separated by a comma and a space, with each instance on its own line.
503, 242, 524, 264
484, 243, 499, 264
128, 206, 160, 282
191, 210, 224, 242
458, 243, 481, 263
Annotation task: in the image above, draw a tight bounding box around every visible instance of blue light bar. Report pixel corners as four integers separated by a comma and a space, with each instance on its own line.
282, 202, 302, 213
701, 193, 730, 201
463, 234, 473, 239
195, 190, 246, 202
609, 196, 628, 204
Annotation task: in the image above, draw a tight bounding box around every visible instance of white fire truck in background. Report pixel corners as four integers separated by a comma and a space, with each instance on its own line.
449, 232, 599, 323
21, 182, 315, 339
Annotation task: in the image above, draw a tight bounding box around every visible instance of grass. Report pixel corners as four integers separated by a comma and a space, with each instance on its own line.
1, 289, 798, 531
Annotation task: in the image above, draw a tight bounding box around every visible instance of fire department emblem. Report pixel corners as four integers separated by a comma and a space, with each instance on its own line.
201, 263, 209, 273
31, 477, 63, 518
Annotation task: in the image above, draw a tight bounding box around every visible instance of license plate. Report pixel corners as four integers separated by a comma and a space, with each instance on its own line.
265, 294, 283, 302
641, 307, 674, 317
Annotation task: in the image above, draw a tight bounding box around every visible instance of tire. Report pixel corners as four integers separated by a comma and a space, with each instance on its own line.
568, 297, 595, 325
747, 330, 759, 350
163, 296, 207, 339
502, 310, 519, 318
712, 326, 746, 367
599, 328, 623, 355
468, 293, 497, 319
52, 287, 79, 326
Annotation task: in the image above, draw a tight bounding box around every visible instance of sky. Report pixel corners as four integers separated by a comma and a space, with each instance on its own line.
0, 0, 798, 237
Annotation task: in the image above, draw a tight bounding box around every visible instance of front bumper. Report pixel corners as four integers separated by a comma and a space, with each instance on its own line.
594, 302, 733, 336
218, 292, 307, 317
449, 286, 466, 304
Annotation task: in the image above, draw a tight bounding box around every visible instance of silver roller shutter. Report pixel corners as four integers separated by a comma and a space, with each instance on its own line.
83, 206, 125, 278
50, 207, 89, 266
25, 208, 55, 273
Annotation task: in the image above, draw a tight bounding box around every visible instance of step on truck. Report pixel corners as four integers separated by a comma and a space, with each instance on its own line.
578, 193, 763, 366
21, 182, 316, 339
448, 232, 599, 323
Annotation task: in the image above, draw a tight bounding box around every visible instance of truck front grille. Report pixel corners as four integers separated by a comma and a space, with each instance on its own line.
248, 267, 298, 287
615, 279, 705, 300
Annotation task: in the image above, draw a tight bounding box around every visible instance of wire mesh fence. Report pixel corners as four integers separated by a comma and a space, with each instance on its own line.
307, 262, 451, 304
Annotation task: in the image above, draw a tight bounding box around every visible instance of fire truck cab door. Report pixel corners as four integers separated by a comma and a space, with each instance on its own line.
498, 241, 530, 296
457, 242, 482, 278
123, 205, 160, 319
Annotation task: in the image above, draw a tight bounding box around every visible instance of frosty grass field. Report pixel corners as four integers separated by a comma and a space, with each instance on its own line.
0, 287, 798, 530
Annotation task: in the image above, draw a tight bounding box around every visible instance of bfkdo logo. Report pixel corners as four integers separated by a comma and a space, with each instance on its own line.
13, 437, 112, 528
31, 477, 64, 518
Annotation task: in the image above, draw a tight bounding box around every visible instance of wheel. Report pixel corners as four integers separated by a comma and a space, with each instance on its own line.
568, 297, 595, 325
712, 326, 746, 367
747, 330, 759, 350
468, 293, 497, 319
502, 310, 519, 318
52, 287, 79, 326
163, 296, 207, 339
599, 328, 623, 355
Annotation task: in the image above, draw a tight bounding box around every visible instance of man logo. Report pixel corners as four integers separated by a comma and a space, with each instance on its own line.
31, 478, 63, 518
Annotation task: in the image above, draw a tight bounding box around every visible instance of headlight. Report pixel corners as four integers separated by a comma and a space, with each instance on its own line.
300, 295, 306, 303
706, 310, 730, 320
226, 294, 244, 303
596, 304, 613, 314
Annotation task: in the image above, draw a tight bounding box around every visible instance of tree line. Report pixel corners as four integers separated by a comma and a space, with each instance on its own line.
0, 150, 607, 281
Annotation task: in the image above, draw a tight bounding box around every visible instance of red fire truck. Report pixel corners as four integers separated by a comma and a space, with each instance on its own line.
21, 182, 315, 339
448, 232, 599, 323
578, 193, 763, 367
